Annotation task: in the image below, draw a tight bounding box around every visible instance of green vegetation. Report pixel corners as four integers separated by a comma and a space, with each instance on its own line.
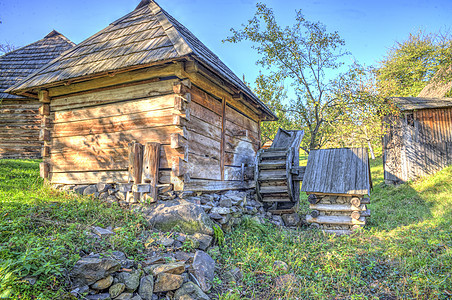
0, 160, 148, 299
217, 158, 452, 299
1, 159, 451, 299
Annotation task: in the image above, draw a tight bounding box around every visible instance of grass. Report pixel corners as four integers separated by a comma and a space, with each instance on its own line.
0, 158, 451, 299
216, 158, 452, 299
0, 160, 149, 299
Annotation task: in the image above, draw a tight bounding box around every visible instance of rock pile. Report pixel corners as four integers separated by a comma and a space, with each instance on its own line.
70, 250, 214, 300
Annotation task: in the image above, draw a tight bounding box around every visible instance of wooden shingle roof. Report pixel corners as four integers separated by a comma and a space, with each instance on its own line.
8, 0, 276, 119
301, 148, 372, 196
0, 30, 75, 99
392, 97, 452, 111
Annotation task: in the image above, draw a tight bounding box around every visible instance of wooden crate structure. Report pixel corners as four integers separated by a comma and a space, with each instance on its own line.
7, 0, 276, 193
384, 97, 452, 184
0, 31, 74, 159
301, 148, 372, 235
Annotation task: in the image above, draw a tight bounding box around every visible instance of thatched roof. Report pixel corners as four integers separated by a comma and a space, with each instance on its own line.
418, 67, 452, 98
392, 97, 452, 111
8, 0, 276, 119
0, 30, 75, 99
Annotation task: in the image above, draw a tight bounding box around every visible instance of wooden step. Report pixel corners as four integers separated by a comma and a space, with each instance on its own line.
260, 151, 287, 158
258, 160, 286, 169
306, 215, 366, 226
259, 170, 286, 180
261, 197, 291, 202
259, 186, 288, 194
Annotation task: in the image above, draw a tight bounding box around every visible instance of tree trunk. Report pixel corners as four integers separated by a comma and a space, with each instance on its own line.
367, 140, 375, 159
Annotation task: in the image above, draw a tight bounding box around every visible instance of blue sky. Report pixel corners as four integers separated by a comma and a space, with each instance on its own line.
1, 0, 451, 88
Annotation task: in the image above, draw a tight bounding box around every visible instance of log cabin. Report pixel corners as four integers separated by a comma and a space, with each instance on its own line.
383, 97, 452, 184
301, 148, 372, 234
7, 0, 276, 194
0, 30, 74, 159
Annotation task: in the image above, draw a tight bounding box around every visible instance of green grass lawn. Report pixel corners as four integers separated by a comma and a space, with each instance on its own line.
0, 158, 451, 299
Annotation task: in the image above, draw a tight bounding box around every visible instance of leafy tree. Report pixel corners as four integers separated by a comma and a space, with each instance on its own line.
376, 30, 452, 97
0, 42, 17, 55
225, 3, 355, 151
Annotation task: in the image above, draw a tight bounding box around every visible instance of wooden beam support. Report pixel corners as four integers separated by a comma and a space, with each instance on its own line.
220, 97, 226, 181
171, 133, 187, 149
40, 162, 49, 179
142, 142, 160, 202
42, 146, 50, 157
39, 129, 50, 141
128, 142, 144, 202
39, 104, 50, 116
38, 90, 50, 103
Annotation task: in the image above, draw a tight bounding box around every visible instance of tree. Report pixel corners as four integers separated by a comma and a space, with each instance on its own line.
376, 30, 452, 97
0, 42, 17, 55
225, 3, 355, 151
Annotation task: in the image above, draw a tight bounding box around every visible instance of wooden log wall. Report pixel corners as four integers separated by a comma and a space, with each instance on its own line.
47, 77, 189, 186
0, 99, 42, 159
184, 85, 260, 191
384, 107, 452, 183
306, 193, 371, 235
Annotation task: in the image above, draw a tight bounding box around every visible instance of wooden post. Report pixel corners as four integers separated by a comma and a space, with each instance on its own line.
128, 142, 143, 202
40, 162, 49, 179
220, 97, 226, 181
38, 91, 51, 178
142, 142, 160, 203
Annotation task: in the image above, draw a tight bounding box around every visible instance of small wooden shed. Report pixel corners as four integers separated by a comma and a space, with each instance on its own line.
7, 0, 276, 193
0, 30, 74, 159
301, 148, 372, 234
383, 97, 452, 184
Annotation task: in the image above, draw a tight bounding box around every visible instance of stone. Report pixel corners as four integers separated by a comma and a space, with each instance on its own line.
115, 293, 133, 300
73, 185, 88, 195
86, 293, 111, 300
149, 262, 185, 276
273, 261, 289, 272
282, 213, 300, 227
110, 251, 126, 261
109, 283, 126, 298
91, 275, 114, 290
106, 195, 118, 203
99, 192, 109, 201
70, 285, 89, 297
97, 183, 113, 193
144, 200, 214, 235
70, 257, 121, 287
153, 273, 184, 293
84, 185, 98, 196
208, 212, 222, 220
210, 207, 231, 215
189, 233, 213, 251
158, 237, 175, 247
176, 234, 186, 243
116, 192, 126, 201
218, 198, 232, 208
174, 282, 210, 300
131, 296, 143, 300
116, 269, 142, 292
174, 251, 194, 263
274, 273, 298, 288
93, 226, 115, 237
190, 251, 215, 292
271, 215, 284, 226
138, 275, 154, 300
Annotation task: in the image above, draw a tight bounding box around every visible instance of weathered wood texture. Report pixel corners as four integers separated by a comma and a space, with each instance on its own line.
48, 79, 183, 184
383, 107, 452, 183
301, 148, 372, 195
0, 100, 42, 159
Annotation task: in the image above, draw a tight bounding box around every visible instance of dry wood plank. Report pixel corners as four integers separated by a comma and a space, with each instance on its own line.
186, 153, 220, 180
51, 78, 179, 111
306, 215, 366, 226
53, 109, 177, 138
261, 197, 291, 202
53, 95, 179, 123
51, 126, 180, 151
189, 85, 223, 115
224, 150, 255, 166
188, 130, 221, 159
187, 116, 222, 142
259, 186, 288, 194
39, 104, 50, 116
259, 169, 287, 180
189, 100, 222, 128
40, 162, 50, 179
225, 105, 259, 134
309, 203, 367, 212
258, 160, 286, 169
38, 90, 50, 103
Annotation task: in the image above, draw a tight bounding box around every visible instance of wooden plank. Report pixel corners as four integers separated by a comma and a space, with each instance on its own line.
259, 186, 288, 194
39, 104, 50, 116
53, 95, 179, 123
50, 145, 182, 171
188, 116, 222, 142
225, 105, 259, 134
53, 109, 177, 138
221, 97, 226, 181
224, 150, 255, 166
258, 160, 286, 169
48, 63, 180, 97
51, 126, 180, 151
40, 162, 49, 179
51, 79, 178, 111
142, 142, 160, 202
189, 100, 222, 128
187, 153, 220, 180
188, 130, 221, 159
306, 215, 366, 226
38, 90, 50, 103
309, 203, 367, 212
